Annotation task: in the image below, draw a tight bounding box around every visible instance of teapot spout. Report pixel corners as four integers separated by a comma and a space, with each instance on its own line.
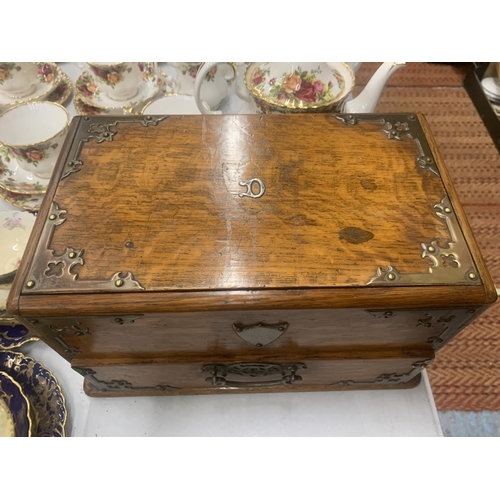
343, 62, 405, 114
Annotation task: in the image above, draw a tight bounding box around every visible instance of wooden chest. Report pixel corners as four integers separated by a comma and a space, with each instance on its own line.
7, 113, 497, 397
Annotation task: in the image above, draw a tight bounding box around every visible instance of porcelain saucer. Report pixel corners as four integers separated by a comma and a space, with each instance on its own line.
45, 70, 73, 105
141, 93, 201, 114
0, 371, 32, 437
75, 63, 165, 110
0, 351, 66, 437
74, 96, 130, 116
0, 210, 36, 278
0, 185, 43, 212
0, 62, 61, 107
0, 147, 50, 194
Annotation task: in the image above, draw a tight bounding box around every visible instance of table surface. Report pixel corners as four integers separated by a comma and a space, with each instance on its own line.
2, 63, 443, 437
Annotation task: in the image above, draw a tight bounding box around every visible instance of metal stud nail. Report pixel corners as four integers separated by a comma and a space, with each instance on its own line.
49, 214, 56, 220
468, 272, 477, 280
387, 273, 396, 281
428, 246, 435, 252
68, 252, 76, 259
26, 280, 35, 288
444, 207, 452, 214
115, 279, 124, 287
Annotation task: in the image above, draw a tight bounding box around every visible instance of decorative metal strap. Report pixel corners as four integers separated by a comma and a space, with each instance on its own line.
331, 359, 432, 387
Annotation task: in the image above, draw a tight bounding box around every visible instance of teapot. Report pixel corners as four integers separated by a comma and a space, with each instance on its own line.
194, 62, 404, 114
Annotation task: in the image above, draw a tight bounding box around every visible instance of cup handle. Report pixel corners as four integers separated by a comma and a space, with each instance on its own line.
194, 62, 232, 115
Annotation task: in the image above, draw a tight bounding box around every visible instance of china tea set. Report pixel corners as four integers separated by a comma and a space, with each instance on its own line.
0, 61, 405, 211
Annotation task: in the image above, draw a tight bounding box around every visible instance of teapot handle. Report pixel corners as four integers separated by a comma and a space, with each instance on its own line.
194, 62, 237, 114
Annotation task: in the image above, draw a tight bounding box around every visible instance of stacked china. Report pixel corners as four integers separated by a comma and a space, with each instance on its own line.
0, 63, 72, 211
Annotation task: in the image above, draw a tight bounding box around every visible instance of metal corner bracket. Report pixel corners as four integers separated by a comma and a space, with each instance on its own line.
22, 201, 144, 294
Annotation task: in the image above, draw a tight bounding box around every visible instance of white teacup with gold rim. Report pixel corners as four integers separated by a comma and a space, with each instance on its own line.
87, 62, 145, 101
0, 102, 69, 179
0, 62, 40, 98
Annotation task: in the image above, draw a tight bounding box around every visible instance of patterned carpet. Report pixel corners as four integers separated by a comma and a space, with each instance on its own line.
357, 63, 500, 411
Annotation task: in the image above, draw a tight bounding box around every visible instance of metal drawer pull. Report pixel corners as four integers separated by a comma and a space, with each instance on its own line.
203, 362, 306, 389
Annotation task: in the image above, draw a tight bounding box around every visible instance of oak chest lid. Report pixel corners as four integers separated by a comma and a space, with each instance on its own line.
17, 113, 490, 295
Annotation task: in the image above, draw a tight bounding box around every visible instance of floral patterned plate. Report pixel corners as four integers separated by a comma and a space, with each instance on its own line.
0, 185, 43, 211
45, 70, 73, 106
0, 371, 32, 437
0, 63, 61, 106
0, 351, 66, 437
244, 62, 352, 111
0, 146, 50, 194
75, 63, 164, 110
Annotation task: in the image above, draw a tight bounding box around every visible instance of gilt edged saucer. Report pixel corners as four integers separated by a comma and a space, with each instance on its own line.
74, 97, 129, 116
0, 147, 50, 194
0, 62, 61, 107
75, 63, 164, 110
45, 70, 73, 105
0, 351, 66, 437
0, 185, 43, 211
0, 371, 32, 437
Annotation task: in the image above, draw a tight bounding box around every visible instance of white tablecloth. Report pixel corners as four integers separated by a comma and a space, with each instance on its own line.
2, 63, 443, 436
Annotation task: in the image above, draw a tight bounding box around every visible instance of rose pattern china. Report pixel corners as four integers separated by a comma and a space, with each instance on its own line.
0, 101, 69, 179
0, 62, 61, 106
199, 62, 405, 114
87, 62, 144, 101
0, 147, 50, 194
0, 185, 43, 211
75, 63, 164, 111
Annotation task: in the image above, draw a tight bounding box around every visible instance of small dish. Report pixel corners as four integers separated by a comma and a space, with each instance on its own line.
45, 70, 73, 105
75, 63, 164, 111
74, 97, 127, 116
0, 185, 43, 211
0, 210, 36, 279
0, 147, 50, 193
0, 351, 66, 437
141, 93, 201, 114
0, 63, 61, 107
0, 371, 32, 437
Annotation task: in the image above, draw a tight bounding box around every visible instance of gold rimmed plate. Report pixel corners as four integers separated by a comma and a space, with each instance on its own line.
0, 63, 61, 107
0, 146, 50, 194
0, 351, 66, 437
0, 185, 43, 211
0, 371, 32, 437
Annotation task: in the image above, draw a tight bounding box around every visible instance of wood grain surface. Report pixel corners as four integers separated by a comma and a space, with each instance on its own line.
47, 114, 452, 291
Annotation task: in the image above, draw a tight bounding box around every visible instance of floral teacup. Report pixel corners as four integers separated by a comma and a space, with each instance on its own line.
0, 102, 69, 179
0, 62, 40, 98
87, 62, 145, 101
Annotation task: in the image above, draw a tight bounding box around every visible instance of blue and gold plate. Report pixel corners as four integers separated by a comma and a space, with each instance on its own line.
0, 351, 66, 437
0, 371, 32, 437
